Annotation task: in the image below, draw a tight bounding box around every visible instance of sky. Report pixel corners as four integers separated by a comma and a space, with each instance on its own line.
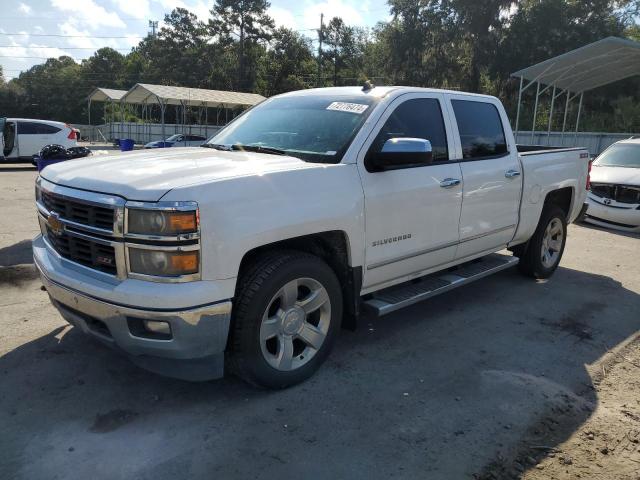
0, 0, 392, 80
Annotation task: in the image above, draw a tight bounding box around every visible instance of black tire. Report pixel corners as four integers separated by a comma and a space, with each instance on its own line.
228, 250, 343, 389
516, 205, 567, 279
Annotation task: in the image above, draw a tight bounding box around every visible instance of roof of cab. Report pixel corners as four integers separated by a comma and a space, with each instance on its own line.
617, 137, 640, 145
276, 86, 498, 101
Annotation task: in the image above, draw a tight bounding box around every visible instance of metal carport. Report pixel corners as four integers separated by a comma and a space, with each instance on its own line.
512, 36, 640, 144
86, 88, 128, 141
120, 84, 266, 142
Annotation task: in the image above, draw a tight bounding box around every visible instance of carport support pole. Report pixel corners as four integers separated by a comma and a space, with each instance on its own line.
120, 100, 125, 141
530, 82, 540, 144
547, 85, 556, 146
561, 91, 571, 143
574, 92, 584, 147
514, 76, 523, 141
108, 100, 113, 142
155, 95, 166, 144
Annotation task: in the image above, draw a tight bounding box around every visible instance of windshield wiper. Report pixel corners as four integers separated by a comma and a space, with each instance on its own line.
200, 143, 232, 150
230, 144, 287, 156
201, 142, 289, 157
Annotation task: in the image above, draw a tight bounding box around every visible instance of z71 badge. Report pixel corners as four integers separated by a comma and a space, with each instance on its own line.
372, 234, 412, 247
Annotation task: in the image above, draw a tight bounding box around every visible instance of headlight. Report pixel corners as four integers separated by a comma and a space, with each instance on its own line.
127, 208, 198, 236
128, 248, 199, 277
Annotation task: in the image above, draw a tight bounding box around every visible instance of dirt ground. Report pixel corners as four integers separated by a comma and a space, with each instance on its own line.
1, 163, 639, 480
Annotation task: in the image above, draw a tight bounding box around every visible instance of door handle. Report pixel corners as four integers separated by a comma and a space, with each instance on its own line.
439, 178, 461, 188
505, 169, 521, 179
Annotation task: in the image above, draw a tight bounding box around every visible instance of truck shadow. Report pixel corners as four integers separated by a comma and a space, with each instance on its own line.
0, 240, 34, 267
1, 266, 638, 480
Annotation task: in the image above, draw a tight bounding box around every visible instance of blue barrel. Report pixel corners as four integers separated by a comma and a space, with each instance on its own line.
120, 139, 135, 151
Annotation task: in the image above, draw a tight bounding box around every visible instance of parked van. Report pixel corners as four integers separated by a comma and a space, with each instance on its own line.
1, 118, 78, 161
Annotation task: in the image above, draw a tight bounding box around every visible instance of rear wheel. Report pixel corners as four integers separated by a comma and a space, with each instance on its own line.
516, 205, 567, 279
229, 251, 342, 389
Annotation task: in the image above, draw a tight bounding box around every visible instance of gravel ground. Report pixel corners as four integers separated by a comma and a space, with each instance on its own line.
1, 163, 639, 480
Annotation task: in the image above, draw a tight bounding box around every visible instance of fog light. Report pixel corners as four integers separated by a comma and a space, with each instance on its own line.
143, 320, 171, 336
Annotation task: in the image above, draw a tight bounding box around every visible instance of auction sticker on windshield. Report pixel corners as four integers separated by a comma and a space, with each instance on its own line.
326, 102, 369, 114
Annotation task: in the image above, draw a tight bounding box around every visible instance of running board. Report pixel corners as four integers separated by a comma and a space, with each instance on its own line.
363, 253, 519, 317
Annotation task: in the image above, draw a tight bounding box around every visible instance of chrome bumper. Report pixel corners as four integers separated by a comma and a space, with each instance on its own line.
36, 263, 232, 380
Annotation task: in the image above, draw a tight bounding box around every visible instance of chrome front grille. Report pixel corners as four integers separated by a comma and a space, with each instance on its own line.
46, 226, 118, 275
590, 183, 640, 205
41, 189, 115, 231
37, 178, 126, 278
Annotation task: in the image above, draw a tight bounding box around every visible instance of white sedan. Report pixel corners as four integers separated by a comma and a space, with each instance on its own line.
585, 138, 640, 233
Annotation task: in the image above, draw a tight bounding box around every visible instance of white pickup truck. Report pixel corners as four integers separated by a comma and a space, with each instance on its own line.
33, 86, 590, 388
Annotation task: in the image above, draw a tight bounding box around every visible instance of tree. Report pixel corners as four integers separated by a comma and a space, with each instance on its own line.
209, 0, 275, 91
448, 0, 517, 92
265, 27, 316, 94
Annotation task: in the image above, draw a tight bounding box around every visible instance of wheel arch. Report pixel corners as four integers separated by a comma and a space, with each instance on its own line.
544, 186, 574, 221
236, 231, 362, 330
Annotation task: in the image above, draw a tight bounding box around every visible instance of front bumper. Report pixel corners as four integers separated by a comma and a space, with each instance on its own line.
584, 194, 640, 232
36, 257, 233, 381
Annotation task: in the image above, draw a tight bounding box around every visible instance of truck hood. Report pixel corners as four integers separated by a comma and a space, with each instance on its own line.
591, 165, 640, 187
40, 147, 315, 201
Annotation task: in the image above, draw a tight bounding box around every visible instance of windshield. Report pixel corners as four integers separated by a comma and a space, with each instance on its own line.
166, 134, 183, 142
207, 95, 379, 163
594, 143, 640, 168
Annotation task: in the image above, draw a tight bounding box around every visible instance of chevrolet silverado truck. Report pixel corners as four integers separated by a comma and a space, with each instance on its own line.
33, 86, 590, 388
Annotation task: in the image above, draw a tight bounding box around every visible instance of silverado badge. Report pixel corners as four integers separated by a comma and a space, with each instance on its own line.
47, 212, 64, 236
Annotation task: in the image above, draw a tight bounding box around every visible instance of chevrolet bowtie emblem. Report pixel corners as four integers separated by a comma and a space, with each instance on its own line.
47, 212, 64, 236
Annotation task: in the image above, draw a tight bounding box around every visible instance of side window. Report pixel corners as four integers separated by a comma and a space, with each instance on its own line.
18, 122, 39, 135
451, 100, 508, 160
371, 98, 449, 162
37, 123, 61, 134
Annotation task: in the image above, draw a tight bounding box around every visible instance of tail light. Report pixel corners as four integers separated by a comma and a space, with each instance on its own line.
586, 160, 593, 190
66, 124, 77, 140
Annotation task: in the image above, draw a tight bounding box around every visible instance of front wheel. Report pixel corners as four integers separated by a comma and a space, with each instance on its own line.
516, 205, 567, 279
228, 251, 343, 389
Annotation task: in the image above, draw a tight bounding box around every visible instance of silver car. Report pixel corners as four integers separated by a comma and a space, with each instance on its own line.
143, 134, 207, 149
585, 139, 640, 233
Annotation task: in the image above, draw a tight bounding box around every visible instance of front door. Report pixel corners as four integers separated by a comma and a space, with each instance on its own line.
3, 120, 17, 158
446, 95, 522, 259
358, 94, 463, 290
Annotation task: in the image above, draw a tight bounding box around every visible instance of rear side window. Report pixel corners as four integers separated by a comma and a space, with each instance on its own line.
452, 100, 508, 160
18, 122, 61, 135
37, 123, 61, 134
18, 122, 39, 135
371, 98, 449, 162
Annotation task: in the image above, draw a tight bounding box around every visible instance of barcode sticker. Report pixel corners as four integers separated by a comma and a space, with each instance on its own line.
327, 102, 369, 114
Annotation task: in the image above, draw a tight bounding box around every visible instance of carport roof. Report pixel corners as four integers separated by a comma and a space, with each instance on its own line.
511, 36, 640, 93
120, 83, 266, 108
87, 87, 127, 102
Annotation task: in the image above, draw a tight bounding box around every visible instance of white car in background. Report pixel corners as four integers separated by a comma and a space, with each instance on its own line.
585, 138, 640, 233
1, 118, 79, 162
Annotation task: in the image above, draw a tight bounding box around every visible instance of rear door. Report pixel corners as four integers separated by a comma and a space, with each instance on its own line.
20, 121, 65, 156
358, 93, 463, 290
445, 95, 522, 259
17, 121, 44, 157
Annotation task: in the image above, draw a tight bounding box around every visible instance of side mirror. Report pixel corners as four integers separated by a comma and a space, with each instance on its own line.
368, 138, 433, 171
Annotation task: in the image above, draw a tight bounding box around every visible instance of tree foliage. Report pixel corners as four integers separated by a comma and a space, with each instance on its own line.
0, 0, 638, 132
